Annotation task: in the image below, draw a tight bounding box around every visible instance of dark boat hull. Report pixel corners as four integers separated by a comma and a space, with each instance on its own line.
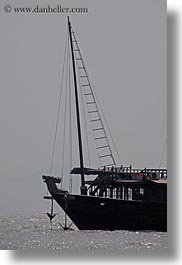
52, 192, 167, 231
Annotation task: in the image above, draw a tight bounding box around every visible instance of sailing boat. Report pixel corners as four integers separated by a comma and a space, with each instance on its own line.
42, 17, 167, 231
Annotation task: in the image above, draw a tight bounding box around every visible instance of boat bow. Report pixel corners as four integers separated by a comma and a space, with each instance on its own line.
42, 175, 68, 195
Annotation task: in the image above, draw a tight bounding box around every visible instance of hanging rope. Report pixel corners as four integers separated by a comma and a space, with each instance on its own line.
46, 29, 69, 228
61, 37, 69, 181
49, 31, 69, 177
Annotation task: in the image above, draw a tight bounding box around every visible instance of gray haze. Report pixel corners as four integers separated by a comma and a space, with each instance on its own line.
0, 0, 167, 212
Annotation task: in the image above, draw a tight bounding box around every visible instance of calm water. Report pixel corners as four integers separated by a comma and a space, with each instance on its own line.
0, 213, 167, 253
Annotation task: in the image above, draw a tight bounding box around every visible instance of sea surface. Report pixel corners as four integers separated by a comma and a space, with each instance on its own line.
0, 212, 167, 256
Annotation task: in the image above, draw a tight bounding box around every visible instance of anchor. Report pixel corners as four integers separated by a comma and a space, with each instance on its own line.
59, 211, 73, 231
59, 194, 73, 231
59, 220, 73, 231
47, 212, 56, 221
46, 197, 57, 230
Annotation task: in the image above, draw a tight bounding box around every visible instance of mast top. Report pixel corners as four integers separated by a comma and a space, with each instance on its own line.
67, 16, 70, 24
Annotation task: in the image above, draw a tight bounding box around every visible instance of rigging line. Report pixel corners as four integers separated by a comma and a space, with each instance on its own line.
89, 79, 122, 166
81, 85, 103, 168
61, 36, 69, 180
159, 138, 167, 169
72, 30, 120, 167
49, 30, 69, 176
71, 34, 104, 167
78, 49, 118, 165
68, 41, 73, 193
80, 58, 118, 166
75, 55, 91, 168
80, 83, 102, 168
73, 36, 115, 166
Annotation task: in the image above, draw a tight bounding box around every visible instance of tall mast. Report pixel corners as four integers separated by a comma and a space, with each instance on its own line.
67, 17, 86, 194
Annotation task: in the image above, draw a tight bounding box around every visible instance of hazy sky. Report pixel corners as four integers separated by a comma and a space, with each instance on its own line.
0, 0, 166, 212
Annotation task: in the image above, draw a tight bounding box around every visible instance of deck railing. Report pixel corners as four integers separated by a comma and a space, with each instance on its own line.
86, 166, 167, 196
